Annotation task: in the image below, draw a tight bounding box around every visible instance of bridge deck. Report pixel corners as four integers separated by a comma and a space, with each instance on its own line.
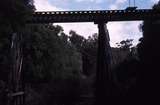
31, 9, 160, 23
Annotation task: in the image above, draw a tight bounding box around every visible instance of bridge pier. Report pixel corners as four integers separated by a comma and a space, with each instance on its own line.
95, 22, 112, 105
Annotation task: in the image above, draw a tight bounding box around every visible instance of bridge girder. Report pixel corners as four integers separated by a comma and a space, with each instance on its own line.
30, 9, 160, 23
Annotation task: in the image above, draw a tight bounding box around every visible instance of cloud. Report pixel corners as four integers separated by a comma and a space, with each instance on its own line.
109, 0, 127, 10
109, 0, 127, 9
108, 21, 142, 46
116, 0, 127, 4
76, 0, 93, 2
75, 0, 103, 3
54, 23, 98, 38
54, 21, 142, 47
107, 0, 142, 46
109, 5, 119, 10
56, 22, 142, 47
34, 0, 63, 11
151, 0, 159, 4
34, 0, 98, 36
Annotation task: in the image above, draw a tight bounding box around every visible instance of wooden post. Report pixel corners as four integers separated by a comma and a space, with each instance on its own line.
8, 32, 24, 105
95, 22, 112, 105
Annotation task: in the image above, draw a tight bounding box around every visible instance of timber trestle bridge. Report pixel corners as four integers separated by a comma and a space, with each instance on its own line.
8, 8, 160, 105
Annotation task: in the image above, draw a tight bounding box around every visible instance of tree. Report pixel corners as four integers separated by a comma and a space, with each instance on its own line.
81, 33, 98, 76
0, 0, 35, 104
116, 39, 133, 51
0, 1, 83, 104
125, 2, 160, 104
21, 25, 83, 105
0, 0, 35, 81
0, 0, 35, 27
22, 25, 81, 82
69, 30, 86, 52
69, 32, 98, 76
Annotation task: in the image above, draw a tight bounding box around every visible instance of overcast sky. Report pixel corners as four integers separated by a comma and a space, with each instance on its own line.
34, 0, 159, 46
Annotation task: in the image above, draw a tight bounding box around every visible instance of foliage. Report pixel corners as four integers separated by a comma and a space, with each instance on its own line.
22, 24, 82, 82
0, 0, 35, 82
69, 30, 86, 52
114, 2, 160, 103
0, 1, 83, 104
21, 24, 83, 105
138, 2, 160, 62
0, 0, 35, 28
81, 34, 98, 76
116, 39, 133, 51
69, 31, 98, 76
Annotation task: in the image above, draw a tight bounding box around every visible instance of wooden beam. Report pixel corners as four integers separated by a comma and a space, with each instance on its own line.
9, 91, 24, 97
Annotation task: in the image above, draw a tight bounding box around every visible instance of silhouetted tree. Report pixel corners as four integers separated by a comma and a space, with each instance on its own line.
69, 30, 86, 52
0, 0, 35, 104
116, 39, 133, 51
0, 0, 35, 83
126, 1, 160, 104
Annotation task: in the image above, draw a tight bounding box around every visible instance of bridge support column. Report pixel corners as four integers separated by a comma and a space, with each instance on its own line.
95, 22, 112, 105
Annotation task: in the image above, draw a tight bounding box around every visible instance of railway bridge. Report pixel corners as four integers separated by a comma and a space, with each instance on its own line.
9, 8, 160, 105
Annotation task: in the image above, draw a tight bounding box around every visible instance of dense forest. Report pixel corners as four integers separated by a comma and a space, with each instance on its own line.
0, 0, 160, 105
